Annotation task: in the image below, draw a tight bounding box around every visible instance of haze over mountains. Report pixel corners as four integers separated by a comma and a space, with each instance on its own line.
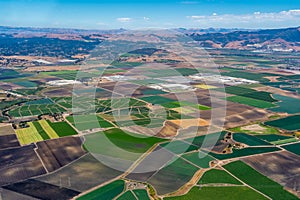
1, 26, 300, 52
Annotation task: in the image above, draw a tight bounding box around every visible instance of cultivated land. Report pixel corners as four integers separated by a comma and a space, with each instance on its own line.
0, 27, 300, 200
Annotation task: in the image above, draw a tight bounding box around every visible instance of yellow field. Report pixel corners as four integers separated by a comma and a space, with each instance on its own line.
172, 107, 196, 114
195, 84, 217, 89
39, 120, 59, 139
15, 122, 43, 145
168, 118, 209, 129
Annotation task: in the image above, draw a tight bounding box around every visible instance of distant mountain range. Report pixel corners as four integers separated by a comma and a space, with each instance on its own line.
1, 26, 300, 52
188, 27, 300, 52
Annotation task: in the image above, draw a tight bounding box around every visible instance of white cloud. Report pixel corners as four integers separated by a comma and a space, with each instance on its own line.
186, 10, 300, 27
143, 17, 150, 21
116, 17, 132, 23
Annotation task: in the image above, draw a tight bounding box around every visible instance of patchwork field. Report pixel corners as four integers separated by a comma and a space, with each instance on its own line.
77, 180, 125, 200
224, 161, 298, 200
36, 137, 86, 172
165, 186, 268, 200
15, 122, 44, 145
265, 115, 300, 131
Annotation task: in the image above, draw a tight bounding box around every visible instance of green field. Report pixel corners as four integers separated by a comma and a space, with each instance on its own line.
269, 94, 300, 114
77, 180, 125, 200
32, 121, 50, 140
233, 133, 271, 146
185, 131, 227, 148
224, 161, 298, 200
207, 147, 280, 160
181, 151, 215, 168
116, 191, 136, 200
281, 142, 300, 156
39, 120, 59, 139
25, 98, 54, 105
256, 134, 297, 145
47, 120, 78, 137
140, 95, 175, 105
264, 115, 300, 131
84, 128, 166, 161
160, 140, 199, 155
198, 169, 242, 185
132, 189, 150, 200
9, 104, 66, 118
162, 101, 211, 110
227, 96, 275, 108
148, 157, 200, 195
14, 80, 38, 88
67, 115, 115, 131
165, 186, 267, 200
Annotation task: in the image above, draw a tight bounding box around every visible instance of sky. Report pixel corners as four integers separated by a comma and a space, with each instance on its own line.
1, 0, 300, 29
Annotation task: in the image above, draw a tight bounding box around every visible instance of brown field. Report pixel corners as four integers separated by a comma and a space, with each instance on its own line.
0, 124, 15, 135
168, 118, 209, 130
0, 189, 38, 200
242, 151, 300, 197
0, 134, 20, 150
36, 137, 86, 172
255, 86, 300, 99
156, 121, 179, 137
36, 153, 123, 192
0, 144, 46, 186
42, 87, 73, 97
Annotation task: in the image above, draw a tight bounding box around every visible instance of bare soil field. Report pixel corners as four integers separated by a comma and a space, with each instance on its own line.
36, 153, 123, 192
3, 179, 80, 200
24, 65, 80, 72
242, 151, 300, 197
0, 124, 15, 135
168, 118, 209, 130
0, 134, 20, 150
36, 137, 86, 172
0, 144, 46, 186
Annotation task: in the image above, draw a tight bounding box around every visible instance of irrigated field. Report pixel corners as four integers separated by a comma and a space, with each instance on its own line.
165, 186, 268, 200
198, 169, 241, 185
77, 180, 125, 200
223, 161, 298, 200
265, 115, 300, 131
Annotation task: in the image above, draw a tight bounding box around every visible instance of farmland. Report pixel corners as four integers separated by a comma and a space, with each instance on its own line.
165, 186, 268, 200
77, 180, 125, 200
226, 96, 275, 109
15, 122, 44, 145
224, 161, 298, 200
198, 169, 241, 185
265, 115, 300, 131
1, 28, 300, 200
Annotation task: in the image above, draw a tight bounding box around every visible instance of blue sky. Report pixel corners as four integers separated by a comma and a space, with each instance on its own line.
1, 0, 300, 29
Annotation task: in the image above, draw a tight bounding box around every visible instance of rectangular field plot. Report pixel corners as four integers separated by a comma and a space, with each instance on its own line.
36, 137, 86, 172
224, 161, 299, 200
132, 189, 150, 200
38, 120, 59, 139
140, 95, 176, 105
47, 121, 78, 137
198, 169, 242, 185
36, 154, 123, 192
181, 151, 215, 168
256, 134, 297, 145
3, 179, 80, 200
0, 134, 20, 150
165, 186, 268, 200
116, 191, 136, 200
77, 180, 125, 200
281, 142, 300, 156
233, 133, 271, 146
66, 115, 114, 131
83, 128, 166, 161
160, 140, 199, 155
269, 94, 300, 114
32, 121, 50, 140
148, 157, 199, 195
0, 124, 15, 135
15, 122, 44, 145
207, 147, 280, 160
0, 144, 46, 186
227, 96, 275, 109
264, 115, 300, 131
